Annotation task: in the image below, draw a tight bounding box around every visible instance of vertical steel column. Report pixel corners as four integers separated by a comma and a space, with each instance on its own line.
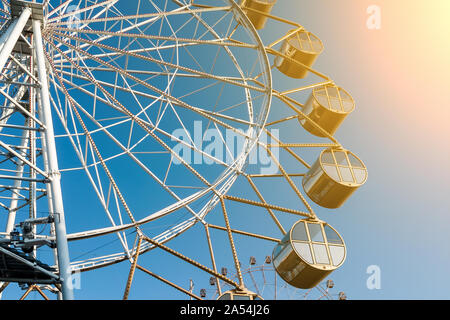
5, 126, 29, 235
36, 90, 62, 300
0, 21, 18, 56
29, 52, 37, 258
32, 19, 74, 300
0, 8, 32, 71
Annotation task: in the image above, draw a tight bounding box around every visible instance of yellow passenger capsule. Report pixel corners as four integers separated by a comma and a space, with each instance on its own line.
241, 0, 277, 30
275, 29, 324, 78
300, 84, 355, 137
217, 289, 263, 300
273, 219, 346, 289
303, 148, 367, 209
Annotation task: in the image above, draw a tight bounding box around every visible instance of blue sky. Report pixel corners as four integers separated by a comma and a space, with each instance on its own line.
1, 0, 449, 300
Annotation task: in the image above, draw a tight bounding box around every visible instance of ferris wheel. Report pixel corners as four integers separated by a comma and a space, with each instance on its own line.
194, 255, 348, 300
0, 0, 367, 300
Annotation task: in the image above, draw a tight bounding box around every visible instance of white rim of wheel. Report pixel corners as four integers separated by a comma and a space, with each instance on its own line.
23, 0, 273, 272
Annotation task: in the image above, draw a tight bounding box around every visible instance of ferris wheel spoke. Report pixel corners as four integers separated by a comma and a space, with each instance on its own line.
112, 70, 164, 127
47, 62, 144, 235
149, 0, 171, 52
48, 86, 134, 258
45, 0, 71, 20
201, 81, 224, 144
52, 69, 259, 134
49, 24, 253, 92
64, 82, 213, 191
213, 92, 266, 117
178, 3, 258, 124
51, 73, 206, 197
262, 144, 315, 216
59, 1, 120, 46
48, 5, 232, 27
47, 0, 119, 24
47, 34, 258, 149
57, 64, 252, 85
55, 68, 160, 120
66, 33, 171, 96
142, 233, 241, 289
135, 264, 203, 300
50, 90, 117, 213
59, 77, 165, 137
49, 35, 252, 62
245, 176, 287, 235
51, 7, 228, 72
182, 44, 206, 73
50, 7, 173, 60
209, 39, 224, 75
48, 31, 266, 93
51, 74, 161, 149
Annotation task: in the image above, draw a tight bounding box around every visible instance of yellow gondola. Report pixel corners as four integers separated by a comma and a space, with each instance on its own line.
273, 219, 346, 289
241, 0, 277, 30
275, 29, 324, 78
300, 84, 355, 137
303, 148, 367, 208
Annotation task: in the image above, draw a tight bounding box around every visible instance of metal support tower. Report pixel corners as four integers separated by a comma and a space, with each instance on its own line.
0, 0, 73, 300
